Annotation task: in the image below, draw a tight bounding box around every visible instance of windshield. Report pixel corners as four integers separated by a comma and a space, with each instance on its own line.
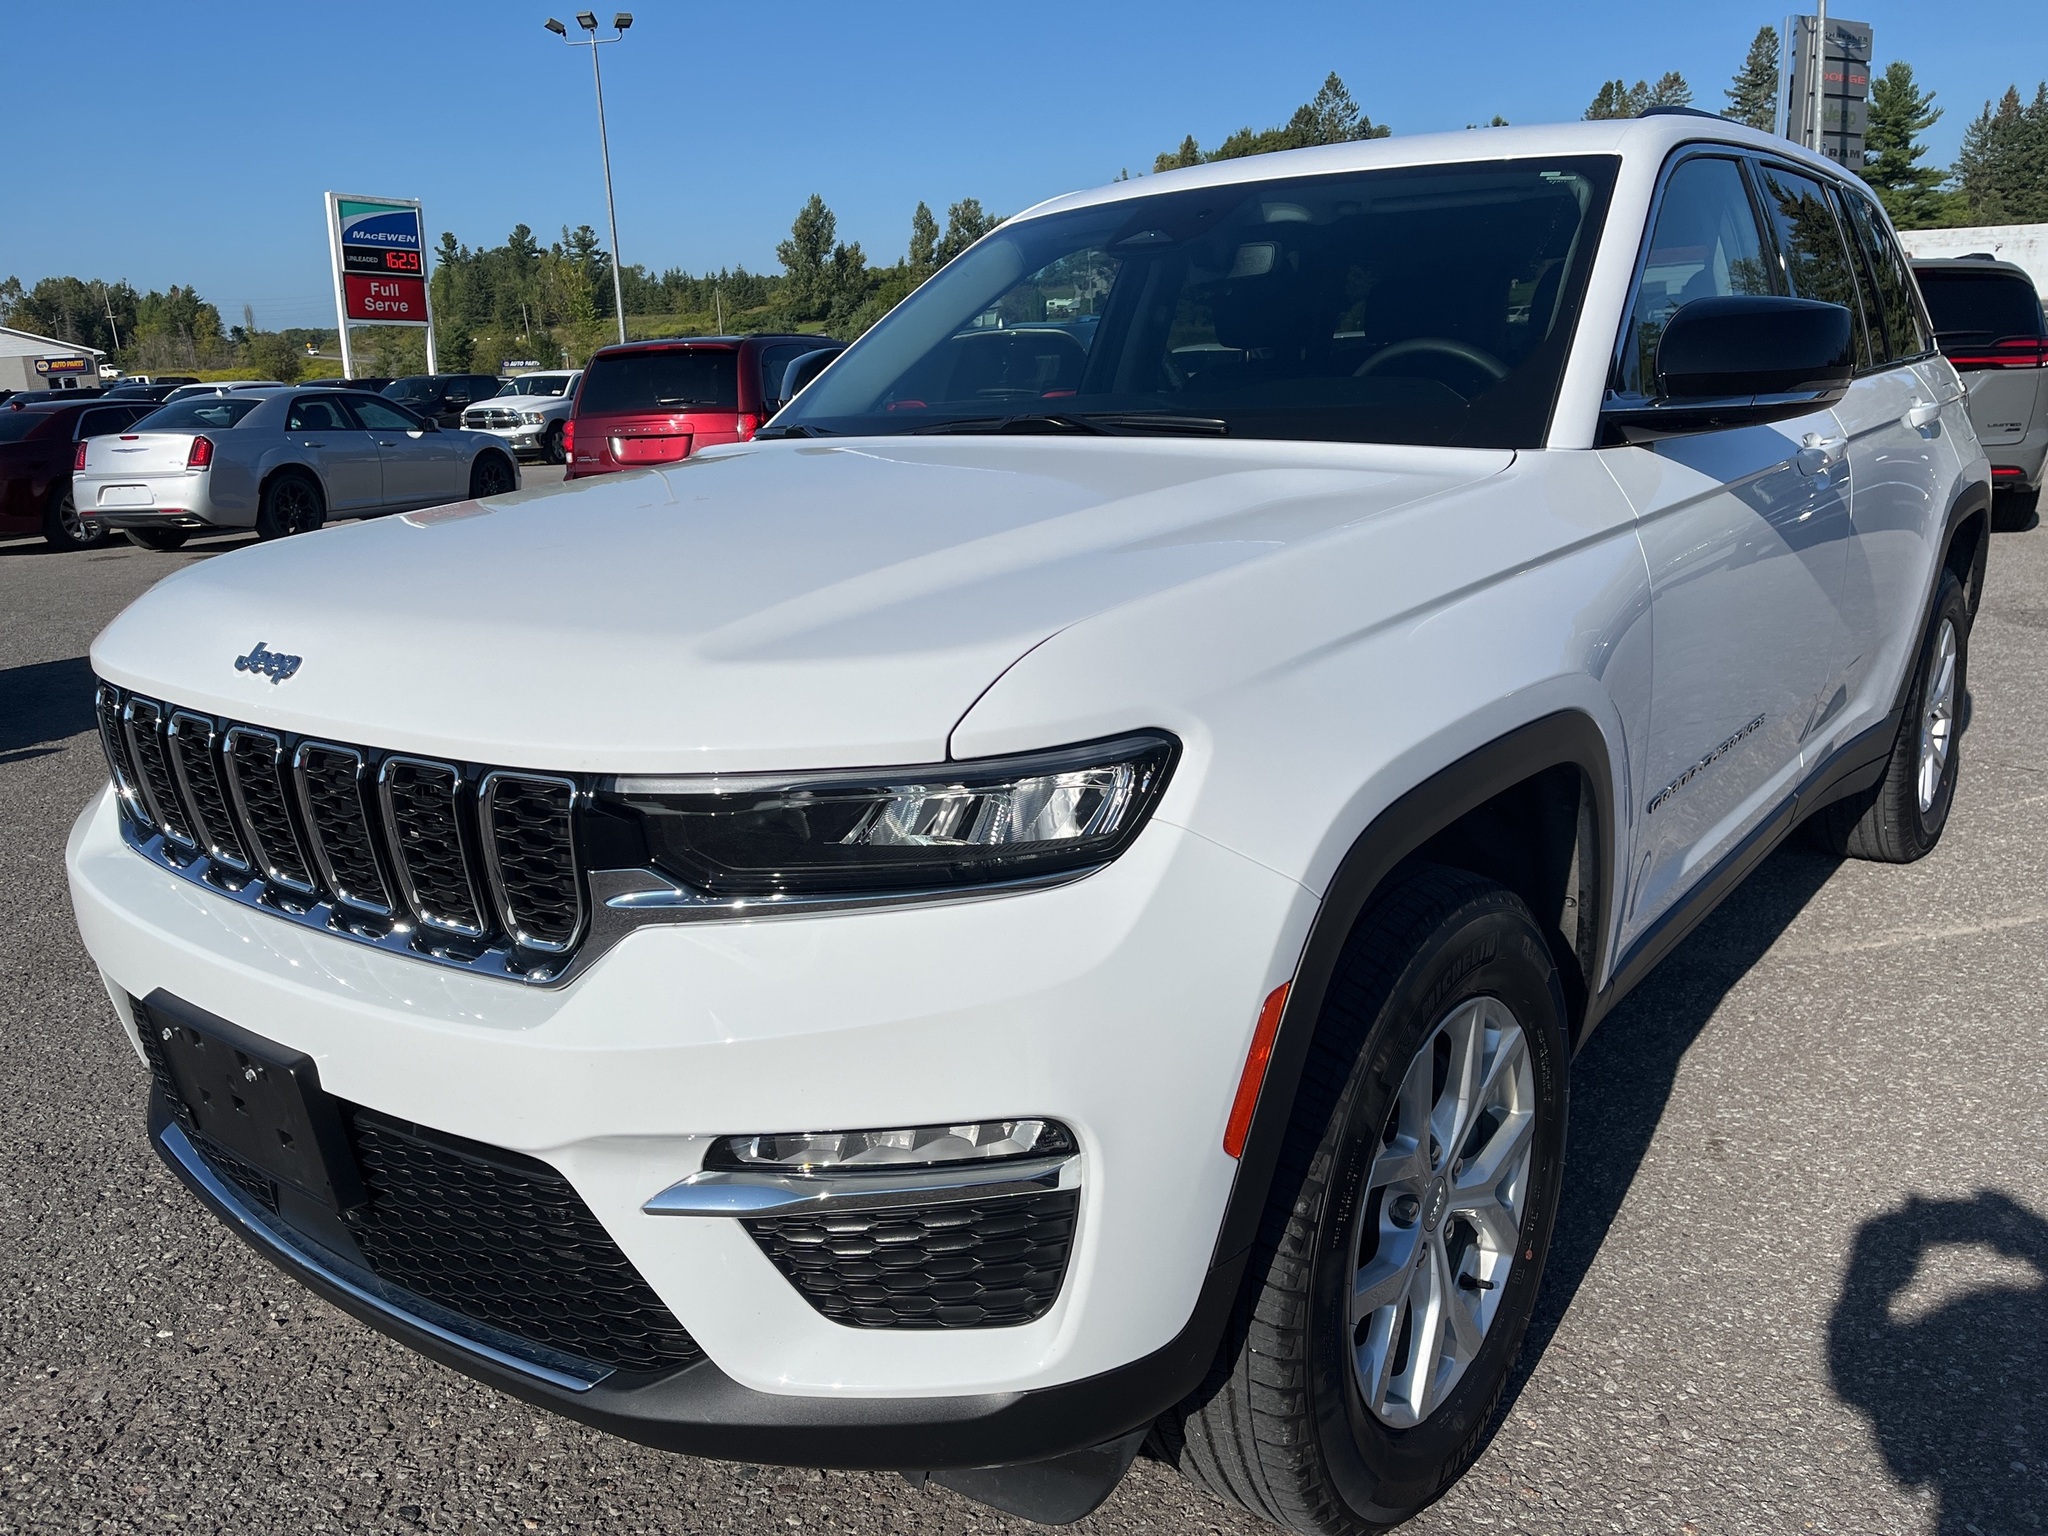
131, 397, 263, 431
1916, 269, 2046, 342
780, 158, 1616, 448
500, 374, 574, 398
578, 350, 738, 414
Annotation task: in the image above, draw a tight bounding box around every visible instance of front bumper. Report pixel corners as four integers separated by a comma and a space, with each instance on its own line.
69, 786, 1312, 1460
466, 422, 553, 456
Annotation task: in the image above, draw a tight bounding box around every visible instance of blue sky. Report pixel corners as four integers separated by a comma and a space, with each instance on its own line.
6, 1, 2040, 329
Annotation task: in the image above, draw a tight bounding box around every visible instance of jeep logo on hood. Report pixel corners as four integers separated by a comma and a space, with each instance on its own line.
234, 641, 302, 683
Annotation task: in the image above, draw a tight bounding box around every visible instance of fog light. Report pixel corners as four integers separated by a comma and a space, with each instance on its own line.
708, 1118, 1074, 1175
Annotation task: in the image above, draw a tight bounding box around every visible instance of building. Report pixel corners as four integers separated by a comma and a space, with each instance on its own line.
0, 325, 107, 394
1897, 224, 2048, 299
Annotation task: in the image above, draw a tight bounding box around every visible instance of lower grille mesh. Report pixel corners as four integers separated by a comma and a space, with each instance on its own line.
349, 1111, 703, 1374
745, 1190, 1079, 1329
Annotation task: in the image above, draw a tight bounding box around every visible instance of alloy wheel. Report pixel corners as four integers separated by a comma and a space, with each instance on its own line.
1917, 618, 1957, 814
277, 480, 317, 534
1350, 995, 1535, 1429
57, 491, 94, 546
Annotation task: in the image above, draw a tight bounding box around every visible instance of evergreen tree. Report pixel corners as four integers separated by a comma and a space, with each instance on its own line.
1725, 25, 1779, 129
1585, 79, 1645, 120
1861, 62, 1952, 228
908, 201, 940, 281
936, 198, 998, 266
1954, 84, 2048, 225
1645, 71, 1693, 109
1153, 74, 1387, 172
776, 194, 839, 320
1154, 135, 1202, 173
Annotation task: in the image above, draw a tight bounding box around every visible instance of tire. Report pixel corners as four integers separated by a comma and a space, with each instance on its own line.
1159, 865, 1570, 1534
542, 422, 566, 465
1809, 569, 1966, 863
123, 528, 188, 552
1991, 487, 2038, 533
42, 481, 111, 551
470, 453, 515, 498
256, 471, 326, 541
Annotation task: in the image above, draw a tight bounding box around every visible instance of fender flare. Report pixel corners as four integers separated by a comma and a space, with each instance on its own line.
1209, 708, 1616, 1269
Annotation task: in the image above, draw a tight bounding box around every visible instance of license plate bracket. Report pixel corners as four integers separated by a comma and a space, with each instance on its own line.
142, 991, 365, 1210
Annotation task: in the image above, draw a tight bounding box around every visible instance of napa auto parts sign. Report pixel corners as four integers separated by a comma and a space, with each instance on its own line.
326, 193, 430, 325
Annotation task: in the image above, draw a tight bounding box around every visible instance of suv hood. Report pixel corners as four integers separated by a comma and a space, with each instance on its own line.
92, 438, 1510, 772
489, 392, 573, 411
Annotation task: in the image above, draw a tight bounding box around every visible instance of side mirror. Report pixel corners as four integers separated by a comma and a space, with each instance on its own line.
773, 347, 846, 412
1603, 295, 1853, 442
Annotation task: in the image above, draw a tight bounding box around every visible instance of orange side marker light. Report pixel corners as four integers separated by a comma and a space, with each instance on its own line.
1223, 983, 1290, 1159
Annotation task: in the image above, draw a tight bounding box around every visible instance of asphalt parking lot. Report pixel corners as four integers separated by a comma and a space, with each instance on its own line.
2, 485, 2043, 1536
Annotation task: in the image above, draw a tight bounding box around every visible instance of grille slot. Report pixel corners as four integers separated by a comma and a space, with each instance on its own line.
349, 1110, 702, 1374
168, 712, 250, 871
481, 773, 584, 951
223, 727, 317, 894
378, 758, 485, 936
96, 685, 148, 826
744, 1190, 1079, 1329
294, 743, 393, 915
123, 697, 195, 848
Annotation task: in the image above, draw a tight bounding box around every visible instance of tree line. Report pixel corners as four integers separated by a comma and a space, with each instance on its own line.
1594, 26, 2048, 228
6, 46, 2045, 375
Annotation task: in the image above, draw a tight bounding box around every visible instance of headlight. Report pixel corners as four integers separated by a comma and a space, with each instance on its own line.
519, 411, 546, 426
602, 731, 1177, 897
706, 1118, 1075, 1175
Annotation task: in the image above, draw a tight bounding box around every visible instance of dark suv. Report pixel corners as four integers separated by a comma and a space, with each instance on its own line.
564, 335, 835, 479
0, 396, 164, 550
1912, 255, 2047, 507
381, 373, 504, 428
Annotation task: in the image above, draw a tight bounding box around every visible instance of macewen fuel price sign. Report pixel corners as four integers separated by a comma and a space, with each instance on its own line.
326, 194, 431, 325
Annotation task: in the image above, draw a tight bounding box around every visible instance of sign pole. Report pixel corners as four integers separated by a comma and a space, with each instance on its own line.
325, 192, 355, 379
422, 228, 439, 376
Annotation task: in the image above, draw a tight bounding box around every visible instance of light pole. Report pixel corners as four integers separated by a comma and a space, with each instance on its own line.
545, 12, 632, 346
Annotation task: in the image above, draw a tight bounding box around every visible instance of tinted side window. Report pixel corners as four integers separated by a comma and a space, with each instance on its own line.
1841, 200, 1932, 361
286, 396, 353, 432
1755, 166, 1872, 367
349, 397, 425, 432
1619, 156, 1776, 397
757, 343, 810, 406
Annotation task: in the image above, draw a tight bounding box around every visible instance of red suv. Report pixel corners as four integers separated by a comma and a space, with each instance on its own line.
563, 334, 837, 479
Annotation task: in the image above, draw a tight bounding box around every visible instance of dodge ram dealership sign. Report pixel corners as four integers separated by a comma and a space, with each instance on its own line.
325, 191, 437, 374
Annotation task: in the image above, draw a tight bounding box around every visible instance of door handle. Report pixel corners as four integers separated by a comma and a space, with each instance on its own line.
1796, 432, 1847, 477
1904, 400, 1941, 430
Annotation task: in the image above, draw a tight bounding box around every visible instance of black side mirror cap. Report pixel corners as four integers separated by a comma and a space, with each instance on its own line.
1602, 295, 1854, 443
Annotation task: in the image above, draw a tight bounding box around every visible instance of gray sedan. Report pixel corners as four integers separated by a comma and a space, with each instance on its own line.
73, 387, 520, 551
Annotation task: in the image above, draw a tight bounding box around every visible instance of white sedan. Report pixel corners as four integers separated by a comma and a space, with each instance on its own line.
75, 387, 520, 550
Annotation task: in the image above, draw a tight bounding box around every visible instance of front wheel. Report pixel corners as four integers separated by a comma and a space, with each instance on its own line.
1809, 569, 1967, 863
256, 472, 326, 540
43, 482, 111, 551
1160, 866, 1569, 1533
470, 453, 515, 498
123, 527, 188, 552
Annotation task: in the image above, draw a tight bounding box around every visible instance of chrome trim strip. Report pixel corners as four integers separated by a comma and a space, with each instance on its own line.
158, 1121, 610, 1392
292, 741, 395, 917
221, 726, 319, 897
478, 771, 586, 953
643, 1154, 1080, 1218
167, 710, 251, 873
377, 756, 488, 938
95, 684, 149, 825
596, 864, 1104, 920
122, 696, 195, 848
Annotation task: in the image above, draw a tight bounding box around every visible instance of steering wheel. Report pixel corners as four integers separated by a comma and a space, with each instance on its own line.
1355, 337, 1510, 385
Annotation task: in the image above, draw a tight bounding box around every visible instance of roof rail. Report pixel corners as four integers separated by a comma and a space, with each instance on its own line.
1639, 105, 1728, 121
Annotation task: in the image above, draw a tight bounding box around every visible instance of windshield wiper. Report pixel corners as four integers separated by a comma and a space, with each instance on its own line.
904, 411, 1227, 437
654, 396, 726, 407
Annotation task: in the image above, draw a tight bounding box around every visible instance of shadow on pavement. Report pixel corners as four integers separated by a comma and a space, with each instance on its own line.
0, 654, 97, 764
1829, 1191, 2047, 1535
1499, 838, 1844, 1413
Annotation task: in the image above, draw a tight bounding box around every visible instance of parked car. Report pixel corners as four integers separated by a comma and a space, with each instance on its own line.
101, 382, 184, 402
381, 373, 504, 428
0, 396, 163, 549
564, 334, 833, 478
161, 381, 284, 404
314, 376, 394, 394
69, 118, 1989, 1532
1912, 255, 2047, 512
462, 370, 582, 463
74, 386, 519, 550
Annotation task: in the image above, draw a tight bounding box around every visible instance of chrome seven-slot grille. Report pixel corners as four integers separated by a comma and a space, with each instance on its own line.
97, 683, 585, 980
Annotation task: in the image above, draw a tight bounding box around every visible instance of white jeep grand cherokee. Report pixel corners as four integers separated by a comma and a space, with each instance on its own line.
68, 116, 1989, 1531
